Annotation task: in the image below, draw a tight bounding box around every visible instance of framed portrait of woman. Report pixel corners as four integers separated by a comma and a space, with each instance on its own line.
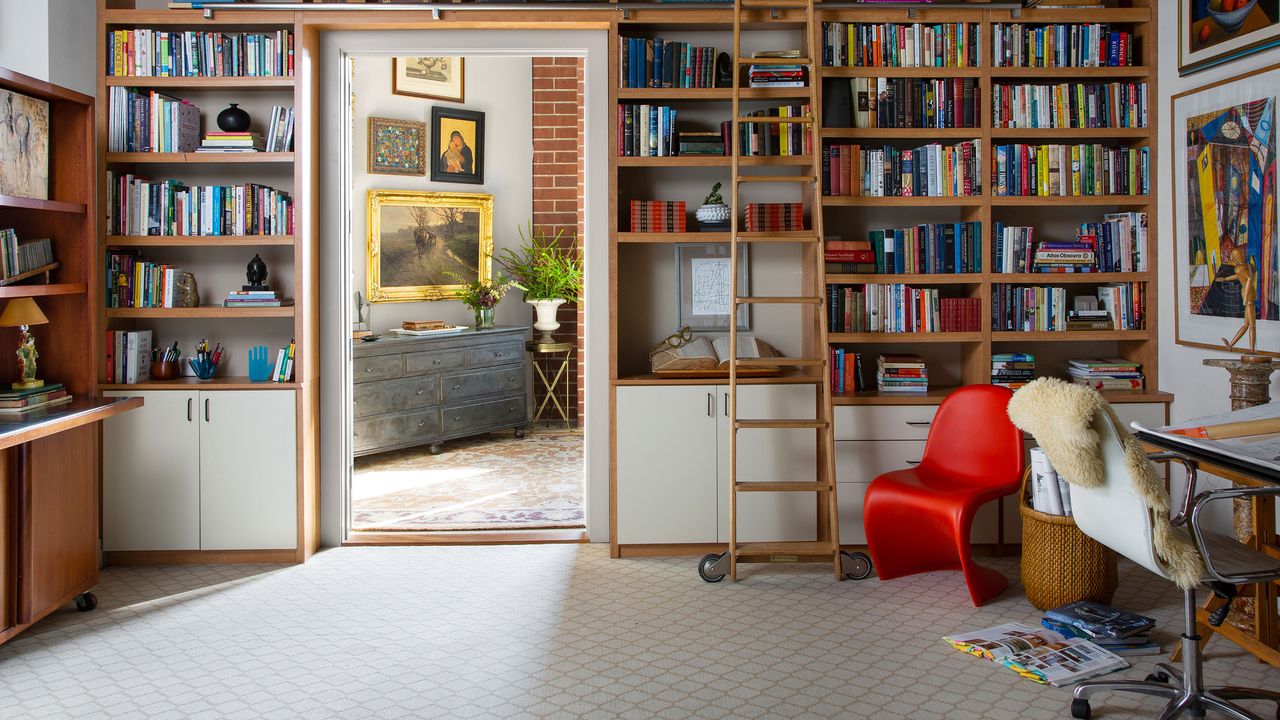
430, 107, 485, 185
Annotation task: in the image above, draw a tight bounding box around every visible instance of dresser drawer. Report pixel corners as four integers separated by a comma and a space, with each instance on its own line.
834, 405, 938, 441
353, 408, 440, 453
441, 366, 525, 403
354, 354, 403, 384
353, 376, 438, 419
405, 348, 467, 376
470, 341, 524, 368
442, 396, 527, 437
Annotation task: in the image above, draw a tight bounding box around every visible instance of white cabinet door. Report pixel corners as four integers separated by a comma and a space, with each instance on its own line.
718, 385, 818, 543
198, 391, 297, 550
616, 386, 718, 544
102, 391, 200, 551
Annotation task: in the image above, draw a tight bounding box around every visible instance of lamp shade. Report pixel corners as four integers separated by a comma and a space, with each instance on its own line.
0, 298, 48, 328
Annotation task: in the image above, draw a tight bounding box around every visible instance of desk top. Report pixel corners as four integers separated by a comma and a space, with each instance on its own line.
0, 396, 143, 451
1139, 432, 1280, 487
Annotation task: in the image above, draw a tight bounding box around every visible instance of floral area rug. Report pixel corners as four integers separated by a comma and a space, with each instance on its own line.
351, 431, 584, 532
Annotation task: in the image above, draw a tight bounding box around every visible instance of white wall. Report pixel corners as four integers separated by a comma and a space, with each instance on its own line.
0, 0, 95, 96
0, 0, 50, 84
350, 55, 533, 333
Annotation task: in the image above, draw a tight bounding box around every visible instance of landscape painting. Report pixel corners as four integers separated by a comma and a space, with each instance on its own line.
367, 190, 493, 303
0, 89, 49, 199
1174, 65, 1280, 355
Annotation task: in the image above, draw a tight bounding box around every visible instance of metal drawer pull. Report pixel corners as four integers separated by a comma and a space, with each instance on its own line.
418, 421, 427, 429
907, 460, 921, 466
452, 384, 461, 391
494, 352, 503, 358
453, 415, 462, 422
187, 398, 193, 422
364, 366, 373, 373
433, 359, 441, 365
905, 421, 932, 427
416, 389, 424, 396
204, 398, 210, 422
707, 393, 713, 416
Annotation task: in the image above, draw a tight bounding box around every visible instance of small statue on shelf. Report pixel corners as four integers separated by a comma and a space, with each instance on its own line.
245, 253, 270, 291
16, 332, 38, 388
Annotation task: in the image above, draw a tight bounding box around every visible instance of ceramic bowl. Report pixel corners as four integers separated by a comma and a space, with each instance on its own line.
1210, 0, 1259, 34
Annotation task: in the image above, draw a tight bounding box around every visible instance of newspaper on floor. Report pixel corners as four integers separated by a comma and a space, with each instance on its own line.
943, 623, 1129, 686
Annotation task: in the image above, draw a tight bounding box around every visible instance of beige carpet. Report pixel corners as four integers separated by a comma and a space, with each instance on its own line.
351, 431, 584, 532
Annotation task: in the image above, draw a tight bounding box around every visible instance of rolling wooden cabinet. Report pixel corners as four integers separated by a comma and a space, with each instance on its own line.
102, 390, 297, 552
352, 327, 529, 457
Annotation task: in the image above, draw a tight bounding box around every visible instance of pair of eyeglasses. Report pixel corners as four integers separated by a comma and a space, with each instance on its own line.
650, 327, 694, 356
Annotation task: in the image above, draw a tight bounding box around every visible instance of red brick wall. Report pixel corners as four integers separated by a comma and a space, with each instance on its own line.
531, 57, 584, 426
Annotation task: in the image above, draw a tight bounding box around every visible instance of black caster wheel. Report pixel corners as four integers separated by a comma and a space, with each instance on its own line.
1145, 672, 1170, 684
514, 427, 526, 439
1070, 699, 1091, 720
840, 551, 873, 580
74, 592, 97, 612
698, 553, 726, 583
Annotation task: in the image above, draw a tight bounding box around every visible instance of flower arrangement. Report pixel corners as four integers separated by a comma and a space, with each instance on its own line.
496, 222, 584, 302
446, 272, 513, 310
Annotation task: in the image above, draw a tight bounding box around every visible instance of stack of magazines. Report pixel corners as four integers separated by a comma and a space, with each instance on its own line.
1042, 601, 1160, 657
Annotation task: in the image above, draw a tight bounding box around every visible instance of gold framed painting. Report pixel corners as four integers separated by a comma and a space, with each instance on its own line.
392, 57, 464, 103
367, 190, 493, 303
368, 116, 426, 176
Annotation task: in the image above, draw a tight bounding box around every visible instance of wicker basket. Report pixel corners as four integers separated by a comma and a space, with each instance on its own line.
1019, 468, 1118, 611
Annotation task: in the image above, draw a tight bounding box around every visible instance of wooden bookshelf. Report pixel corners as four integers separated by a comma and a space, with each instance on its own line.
105, 152, 295, 164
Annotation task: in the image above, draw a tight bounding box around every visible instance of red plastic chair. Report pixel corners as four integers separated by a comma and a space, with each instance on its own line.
862, 385, 1025, 606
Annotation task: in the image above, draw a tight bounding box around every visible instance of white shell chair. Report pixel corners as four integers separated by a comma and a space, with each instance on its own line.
1068, 410, 1280, 720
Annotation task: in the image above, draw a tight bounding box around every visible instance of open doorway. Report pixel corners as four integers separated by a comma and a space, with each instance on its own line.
344, 53, 586, 539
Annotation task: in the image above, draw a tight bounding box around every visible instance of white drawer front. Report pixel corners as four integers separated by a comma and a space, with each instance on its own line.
834, 405, 938, 441
834, 440, 927, 483
1112, 402, 1167, 433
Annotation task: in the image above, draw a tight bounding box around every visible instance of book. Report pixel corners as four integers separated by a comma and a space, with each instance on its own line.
654, 335, 775, 371
0, 382, 64, 401
944, 623, 1128, 686
1044, 601, 1156, 640
0, 395, 72, 414
0, 388, 68, 409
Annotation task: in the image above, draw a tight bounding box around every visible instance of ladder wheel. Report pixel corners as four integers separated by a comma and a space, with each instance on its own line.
840, 551, 872, 580
1070, 699, 1091, 720
698, 553, 727, 583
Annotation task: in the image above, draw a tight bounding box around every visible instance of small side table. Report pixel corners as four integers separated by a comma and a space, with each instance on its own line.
526, 338, 574, 430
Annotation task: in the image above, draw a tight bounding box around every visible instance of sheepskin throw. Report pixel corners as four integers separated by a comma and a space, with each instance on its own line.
1007, 378, 1203, 589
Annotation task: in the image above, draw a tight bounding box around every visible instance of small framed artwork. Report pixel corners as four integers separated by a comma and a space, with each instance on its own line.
392, 57, 464, 103
0, 89, 49, 199
431, 107, 485, 185
1171, 63, 1280, 355
675, 244, 749, 331
1180, 0, 1280, 75
368, 117, 426, 176
366, 190, 494, 303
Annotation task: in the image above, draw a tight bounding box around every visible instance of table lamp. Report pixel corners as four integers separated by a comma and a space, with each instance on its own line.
0, 298, 49, 389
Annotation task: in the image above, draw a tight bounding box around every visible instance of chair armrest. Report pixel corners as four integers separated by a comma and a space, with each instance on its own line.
1187, 485, 1280, 585
1146, 451, 1199, 526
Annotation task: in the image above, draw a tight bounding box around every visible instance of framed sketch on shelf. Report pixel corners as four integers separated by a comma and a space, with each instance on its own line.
1181, 0, 1280, 75
430, 107, 484, 185
366, 190, 493, 303
392, 57, 464, 103
1172, 63, 1280, 355
0, 89, 48, 199
368, 117, 426, 176
675, 244, 749, 331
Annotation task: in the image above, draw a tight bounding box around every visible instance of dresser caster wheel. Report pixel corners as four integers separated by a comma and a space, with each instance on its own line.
75, 592, 97, 612
698, 553, 727, 583
840, 551, 872, 580
514, 427, 526, 439
1070, 699, 1091, 719
429, 443, 443, 455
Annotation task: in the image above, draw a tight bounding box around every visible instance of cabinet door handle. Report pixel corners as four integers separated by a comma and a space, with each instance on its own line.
433, 359, 441, 365
724, 393, 728, 417
187, 398, 193, 422
707, 393, 713, 417
453, 415, 462, 422
905, 421, 932, 428
415, 389, 424, 396
364, 366, 373, 374
452, 384, 461, 391
495, 352, 504, 358
906, 460, 921, 466
204, 398, 210, 422
418, 421, 427, 429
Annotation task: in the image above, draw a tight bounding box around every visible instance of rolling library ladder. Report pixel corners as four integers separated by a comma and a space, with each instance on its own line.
696, 0, 872, 584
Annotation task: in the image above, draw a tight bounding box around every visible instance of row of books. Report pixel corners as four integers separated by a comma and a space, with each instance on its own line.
991, 81, 1148, 129
618, 37, 720, 89
829, 284, 980, 334
676, 128, 728, 157
992, 283, 1145, 331
859, 141, 983, 197
105, 330, 153, 384
992, 143, 1150, 197
0, 384, 70, 415
1068, 357, 1145, 391
106, 173, 294, 237
991, 352, 1034, 390
821, 144, 862, 197
993, 23, 1135, 68
743, 202, 804, 232
617, 104, 677, 157
740, 105, 813, 157
0, 230, 53, 281
106, 29, 294, 78
105, 251, 189, 309
854, 77, 979, 129
628, 200, 686, 233
828, 348, 865, 395
993, 212, 1148, 274
748, 64, 805, 89
877, 354, 928, 394
821, 22, 981, 68
106, 88, 200, 153
861, 222, 983, 275
267, 340, 297, 384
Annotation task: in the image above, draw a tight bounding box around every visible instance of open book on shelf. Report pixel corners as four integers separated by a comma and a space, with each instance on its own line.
650, 335, 781, 377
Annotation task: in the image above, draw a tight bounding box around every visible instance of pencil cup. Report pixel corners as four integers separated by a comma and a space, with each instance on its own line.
150, 360, 181, 381
189, 357, 217, 381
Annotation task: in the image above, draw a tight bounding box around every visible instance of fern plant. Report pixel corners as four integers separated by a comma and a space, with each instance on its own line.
496, 223, 584, 302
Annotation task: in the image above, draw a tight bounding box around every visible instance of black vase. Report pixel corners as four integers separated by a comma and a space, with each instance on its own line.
217, 103, 251, 132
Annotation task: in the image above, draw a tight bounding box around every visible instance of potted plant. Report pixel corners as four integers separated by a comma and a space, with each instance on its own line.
446, 272, 512, 330
496, 223, 583, 333
695, 181, 730, 231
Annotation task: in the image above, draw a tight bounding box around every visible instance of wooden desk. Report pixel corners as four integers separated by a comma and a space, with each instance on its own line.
0, 396, 142, 647
1140, 436, 1280, 670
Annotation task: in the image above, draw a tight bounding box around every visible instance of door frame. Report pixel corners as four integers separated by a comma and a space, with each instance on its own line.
317, 28, 611, 547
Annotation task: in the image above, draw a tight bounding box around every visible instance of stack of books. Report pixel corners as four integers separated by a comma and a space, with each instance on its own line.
197, 131, 265, 153
265, 105, 294, 152
1033, 240, 1096, 273
223, 290, 289, 308
1042, 601, 1160, 657
1068, 358, 1144, 391
824, 239, 874, 274
0, 230, 53, 280
629, 200, 686, 232
991, 352, 1034, 389
0, 383, 71, 414
1066, 306, 1114, 330
676, 131, 725, 157
743, 202, 804, 231
748, 51, 806, 88
877, 354, 927, 394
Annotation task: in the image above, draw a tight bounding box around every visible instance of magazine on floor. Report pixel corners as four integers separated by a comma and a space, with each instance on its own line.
943, 623, 1129, 686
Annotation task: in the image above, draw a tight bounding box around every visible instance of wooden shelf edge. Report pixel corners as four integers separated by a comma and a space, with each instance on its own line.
0, 195, 86, 214
990, 330, 1150, 342
0, 283, 86, 298
100, 377, 297, 390
826, 273, 982, 285
832, 386, 1172, 405
103, 76, 295, 89
617, 232, 729, 243
829, 332, 983, 343
104, 306, 295, 319
106, 152, 295, 164
106, 235, 296, 247
614, 373, 821, 387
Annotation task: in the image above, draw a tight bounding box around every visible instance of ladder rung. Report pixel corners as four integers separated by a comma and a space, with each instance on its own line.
735, 419, 827, 430
735, 541, 836, 556
734, 231, 819, 243
736, 357, 823, 367
735, 295, 821, 305
734, 116, 814, 124
737, 57, 812, 66
736, 175, 817, 184
736, 481, 832, 492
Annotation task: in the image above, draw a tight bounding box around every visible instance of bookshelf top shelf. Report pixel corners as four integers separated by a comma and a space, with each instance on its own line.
103, 76, 295, 90
830, 332, 983, 344
101, 9, 299, 26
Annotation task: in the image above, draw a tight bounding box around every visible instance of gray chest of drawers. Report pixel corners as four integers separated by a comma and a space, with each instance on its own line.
353, 326, 529, 456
